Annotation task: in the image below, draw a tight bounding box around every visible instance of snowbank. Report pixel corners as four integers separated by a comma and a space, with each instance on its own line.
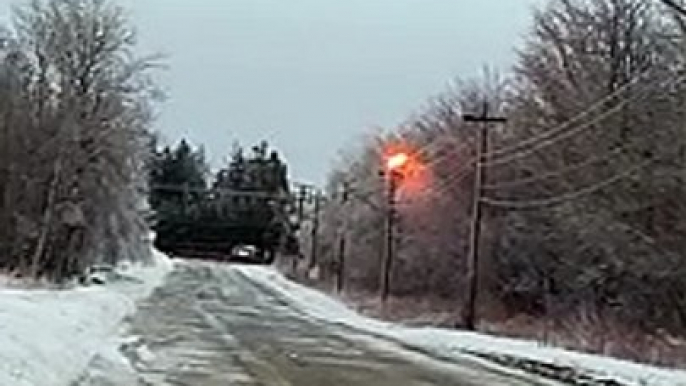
236, 266, 686, 386
0, 249, 173, 386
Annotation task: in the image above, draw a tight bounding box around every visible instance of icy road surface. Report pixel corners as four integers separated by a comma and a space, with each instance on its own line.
78, 261, 559, 386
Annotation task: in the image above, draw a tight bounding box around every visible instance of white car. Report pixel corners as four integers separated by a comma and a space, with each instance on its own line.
230, 245, 258, 261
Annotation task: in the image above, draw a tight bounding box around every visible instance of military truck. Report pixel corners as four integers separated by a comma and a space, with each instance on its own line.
151, 142, 299, 264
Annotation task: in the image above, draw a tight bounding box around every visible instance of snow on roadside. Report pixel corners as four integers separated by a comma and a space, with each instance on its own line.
0, 248, 173, 386
236, 266, 686, 386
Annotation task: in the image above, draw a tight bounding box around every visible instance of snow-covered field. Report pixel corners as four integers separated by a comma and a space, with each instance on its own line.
0, 249, 172, 386
236, 266, 686, 386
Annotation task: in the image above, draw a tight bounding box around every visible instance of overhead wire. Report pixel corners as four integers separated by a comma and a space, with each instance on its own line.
378, 66, 678, 181
481, 71, 686, 167
473, 70, 686, 207
480, 160, 652, 210
424, 138, 473, 170
481, 67, 655, 160
425, 68, 678, 174
403, 132, 472, 174
394, 69, 652, 189
482, 143, 637, 190
416, 70, 681, 206
341, 68, 682, 211
420, 166, 474, 200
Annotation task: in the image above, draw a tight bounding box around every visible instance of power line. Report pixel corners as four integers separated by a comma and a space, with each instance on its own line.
422, 139, 473, 171
481, 67, 655, 160
400, 71, 680, 208
423, 166, 474, 198
413, 69, 666, 178
387, 133, 471, 178
481, 98, 630, 167
482, 143, 636, 191
423, 71, 683, 202
408, 139, 474, 199
481, 72, 686, 167
415, 133, 452, 159
385, 69, 676, 194
480, 160, 652, 210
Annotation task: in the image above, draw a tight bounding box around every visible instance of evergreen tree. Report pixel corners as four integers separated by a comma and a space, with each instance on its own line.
149, 139, 207, 212
149, 139, 296, 262
148, 139, 209, 253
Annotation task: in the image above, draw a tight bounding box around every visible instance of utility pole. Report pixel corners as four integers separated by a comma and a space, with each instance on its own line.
309, 190, 321, 271
379, 152, 409, 302
296, 185, 308, 226
461, 102, 506, 330
336, 181, 351, 293
291, 183, 310, 275
380, 169, 400, 302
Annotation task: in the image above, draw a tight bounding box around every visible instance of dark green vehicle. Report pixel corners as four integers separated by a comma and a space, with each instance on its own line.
152, 192, 296, 264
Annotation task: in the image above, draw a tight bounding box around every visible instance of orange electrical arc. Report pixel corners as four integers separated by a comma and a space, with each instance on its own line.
386, 152, 410, 171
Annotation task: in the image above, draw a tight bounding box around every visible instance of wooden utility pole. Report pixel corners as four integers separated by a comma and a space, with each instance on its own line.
336, 181, 351, 293
291, 184, 311, 275
380, 170, 399, 302
296, 185, 308, 225
461, 102, 506, 330
309, 191, 321, 270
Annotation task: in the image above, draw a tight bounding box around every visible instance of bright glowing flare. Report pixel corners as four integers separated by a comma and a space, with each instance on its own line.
386, 152, 409, 171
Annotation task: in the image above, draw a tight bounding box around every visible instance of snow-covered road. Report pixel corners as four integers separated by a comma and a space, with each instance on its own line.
77, 261, 561, 386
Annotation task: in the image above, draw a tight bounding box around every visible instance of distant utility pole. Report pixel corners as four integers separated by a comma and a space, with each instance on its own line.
292, 183, 314, 274
336, 181, 351, 293
309, 190, 322, 270
461, 102, 507, 331
296, 184, 308, 226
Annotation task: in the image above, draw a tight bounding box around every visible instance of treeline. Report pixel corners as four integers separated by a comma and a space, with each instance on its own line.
0, 0, 158, 281
316, 0, 686, 363
149, 140, 298, 260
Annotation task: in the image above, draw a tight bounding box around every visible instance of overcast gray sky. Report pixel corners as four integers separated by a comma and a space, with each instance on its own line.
2, 0, 539, 184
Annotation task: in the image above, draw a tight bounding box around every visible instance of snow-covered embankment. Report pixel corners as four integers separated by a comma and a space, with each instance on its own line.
0, 249, 173, 386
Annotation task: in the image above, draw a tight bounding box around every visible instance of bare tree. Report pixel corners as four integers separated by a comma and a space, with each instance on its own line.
0, 0, 160, 280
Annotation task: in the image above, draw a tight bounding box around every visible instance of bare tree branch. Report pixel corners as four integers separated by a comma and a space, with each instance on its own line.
659, 0, 686, 17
